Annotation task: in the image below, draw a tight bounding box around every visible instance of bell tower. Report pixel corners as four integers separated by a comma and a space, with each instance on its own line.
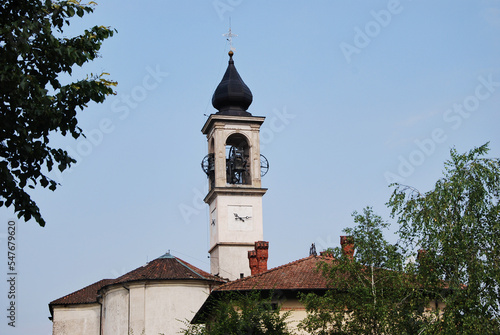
201, 50, 269, 280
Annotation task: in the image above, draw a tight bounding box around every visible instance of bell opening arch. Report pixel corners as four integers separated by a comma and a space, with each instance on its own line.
225, 133, 250, 185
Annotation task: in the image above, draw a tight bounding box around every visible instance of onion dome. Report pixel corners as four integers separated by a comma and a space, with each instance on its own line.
212, 51, 253, 116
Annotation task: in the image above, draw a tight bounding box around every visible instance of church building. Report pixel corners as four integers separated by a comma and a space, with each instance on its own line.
49, 49, 272, 335
48, 48, 346, 335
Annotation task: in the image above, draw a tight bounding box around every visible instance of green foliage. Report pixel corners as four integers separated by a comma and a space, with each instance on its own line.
182, 291, 294, 335
0, 0, 116, 226
300, 207, 427, 335
301, 145, 500, 334
388, 143, 500, 333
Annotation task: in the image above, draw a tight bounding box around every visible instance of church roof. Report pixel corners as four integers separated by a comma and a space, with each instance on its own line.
192, 255, 333, 323
49, 252, 225, 315
112, 252, 224, 284
215, 255, 332, 292
49, 278, 113, 314
212, 51, 253, 116
50, 278, 113, 306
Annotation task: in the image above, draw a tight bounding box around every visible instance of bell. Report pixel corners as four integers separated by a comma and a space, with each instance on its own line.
233, 157, 246, 173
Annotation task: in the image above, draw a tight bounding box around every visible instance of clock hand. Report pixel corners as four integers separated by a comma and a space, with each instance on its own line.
233, 213, 244, 221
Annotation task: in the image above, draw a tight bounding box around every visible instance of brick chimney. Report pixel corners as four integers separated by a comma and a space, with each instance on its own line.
340, 236, 354, 260
248, 250, 258, 275
248, 241, 269, 276
255, 241, 269, 274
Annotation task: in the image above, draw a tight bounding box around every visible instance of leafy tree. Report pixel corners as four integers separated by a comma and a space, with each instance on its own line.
301, 145, 500, 334
182, 291, 295, 335
0, 0, 116, 226
300, 207, 427, 335
388, 143, 500, 333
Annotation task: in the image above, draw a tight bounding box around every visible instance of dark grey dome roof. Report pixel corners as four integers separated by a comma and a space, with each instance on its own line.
212, 51, 253, 116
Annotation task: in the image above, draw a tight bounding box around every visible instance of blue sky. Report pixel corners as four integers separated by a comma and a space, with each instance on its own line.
1, 1, 500, 333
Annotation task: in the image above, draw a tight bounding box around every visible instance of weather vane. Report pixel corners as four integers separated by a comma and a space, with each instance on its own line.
223, 19, 237, 51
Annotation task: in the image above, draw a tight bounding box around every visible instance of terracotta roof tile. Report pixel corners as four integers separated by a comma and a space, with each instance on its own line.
111, 254, 225, 284
192, 255, 334, 323
50, 278, 113, 307
216, 255, 332, 291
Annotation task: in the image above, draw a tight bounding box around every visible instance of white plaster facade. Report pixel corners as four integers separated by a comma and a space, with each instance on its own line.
280, 299, 309, 335
51, 304, 101, 335
208, 193, 265, 279
100, 280, 213, 335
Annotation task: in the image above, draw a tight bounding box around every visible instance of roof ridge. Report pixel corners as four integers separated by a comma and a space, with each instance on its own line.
174, 257, 208, 280
168, 254, 225, 282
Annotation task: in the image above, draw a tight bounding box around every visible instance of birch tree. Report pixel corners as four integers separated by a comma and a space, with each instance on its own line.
389, 143, 500, 333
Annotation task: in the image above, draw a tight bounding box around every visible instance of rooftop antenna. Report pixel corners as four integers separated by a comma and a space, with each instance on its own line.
309, 243, 317, 256
223, 18, 237, 51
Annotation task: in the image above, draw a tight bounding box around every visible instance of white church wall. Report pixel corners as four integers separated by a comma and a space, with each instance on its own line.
102, 286, 129, 335
51, 304, 100, 335
143, 281, 212, 335
129, 283, 146, 334
98, 280, 214, 335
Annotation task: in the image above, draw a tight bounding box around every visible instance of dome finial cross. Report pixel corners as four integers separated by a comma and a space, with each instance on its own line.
223, 19, 237, 51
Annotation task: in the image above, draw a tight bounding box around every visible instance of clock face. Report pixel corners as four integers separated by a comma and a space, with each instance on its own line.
228, 205, 253, 231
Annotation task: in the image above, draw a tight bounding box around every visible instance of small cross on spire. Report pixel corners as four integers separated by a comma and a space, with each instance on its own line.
223, 20, 237, 51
